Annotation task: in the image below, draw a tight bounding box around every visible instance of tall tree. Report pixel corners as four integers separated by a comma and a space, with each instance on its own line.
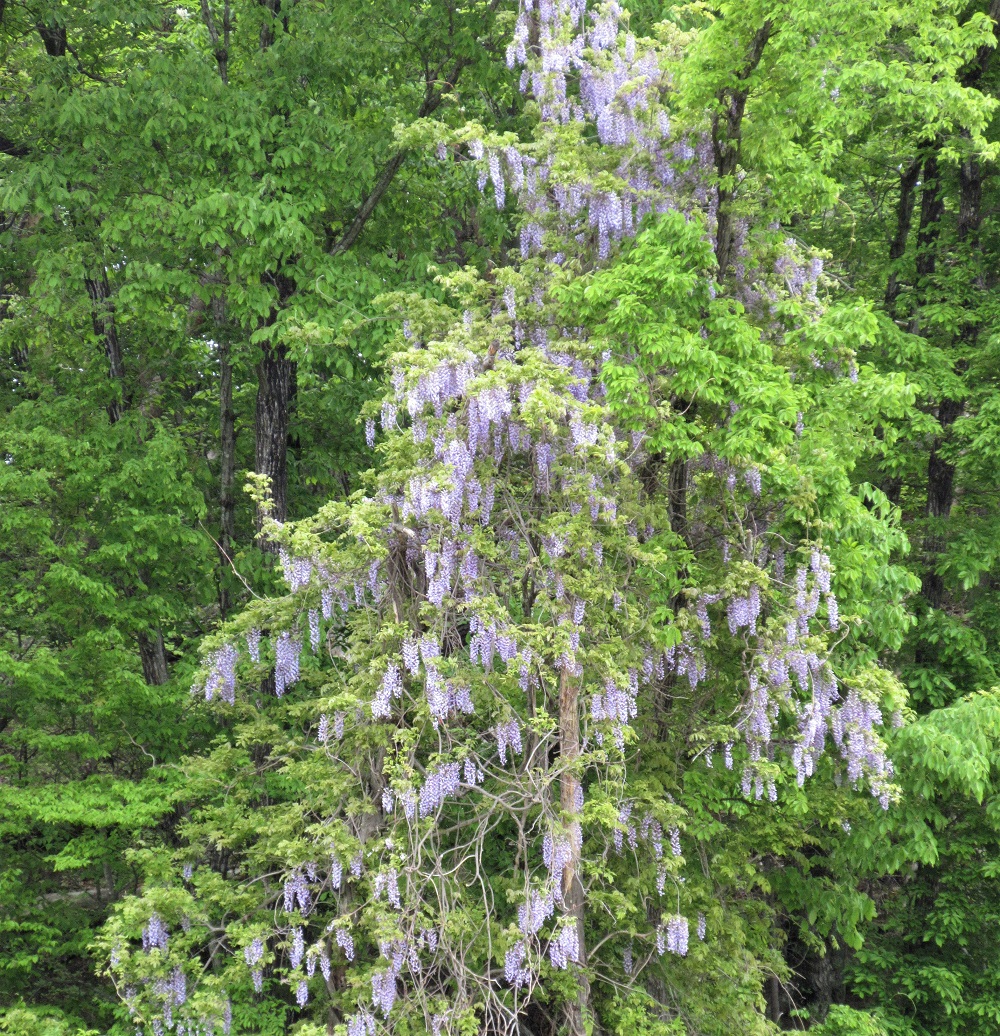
0, 0, 512, 1023
100, 6, 930, 1036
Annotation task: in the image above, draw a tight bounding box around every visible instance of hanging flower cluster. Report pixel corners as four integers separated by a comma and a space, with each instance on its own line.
456, 0, 713, 262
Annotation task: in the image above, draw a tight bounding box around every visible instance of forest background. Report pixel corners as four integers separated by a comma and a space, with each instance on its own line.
4, 1, 1000, 1035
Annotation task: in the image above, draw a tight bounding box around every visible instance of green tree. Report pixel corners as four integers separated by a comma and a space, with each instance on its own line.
98, 5, 941, 1035
0, 0, 514, 1022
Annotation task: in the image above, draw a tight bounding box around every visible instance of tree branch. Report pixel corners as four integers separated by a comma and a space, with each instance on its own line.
200, 0, 230, 83
0, 134, 28, 157
712, 20, 773, 275
965, 0, 1000, 86
329, 55, 471, 256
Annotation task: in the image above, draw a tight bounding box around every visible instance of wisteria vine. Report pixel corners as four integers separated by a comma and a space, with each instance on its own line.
106, 3, 900, 1035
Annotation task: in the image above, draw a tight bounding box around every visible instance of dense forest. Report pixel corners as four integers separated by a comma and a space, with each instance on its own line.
4, 1, 1000, 1034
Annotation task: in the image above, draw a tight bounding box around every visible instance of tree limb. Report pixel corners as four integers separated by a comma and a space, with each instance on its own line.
329, 55, 471, 256
0, 134, 28, 157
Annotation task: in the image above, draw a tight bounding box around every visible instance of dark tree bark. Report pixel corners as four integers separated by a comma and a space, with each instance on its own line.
958, 154, 983, 245
84, 271, 128, 424
200, 0, 231, 84
132, 567, 171, 686
766, 974, 782, 1027
913, 153, 944, 283
907, 137, 981, 609
806, 946, 843, 1024
922, 396, 963, 608
667, 458, 688, 538
884, 157, 921, 312
254, 340, 295, 528
248, 9, 477, 533
912, 2, 998, 607
0, 133, 27, 157
102, 857, 116, 904
137, 629, 169, 686
218, 337, 236, 547
36, 22, 67, 56
188, 277, 238, 608
711, 21, 772, 277
881, 475, 903, 506
917, 114, 988, 612
918, 140, 986, 610
218, 336, 237, 612
885, 144, 954, 615
253, 270, 297, 532
1, 293, 27, 368
558, 668, 590, 1036
257, 0, 287, 49
963, 1, 1000, 90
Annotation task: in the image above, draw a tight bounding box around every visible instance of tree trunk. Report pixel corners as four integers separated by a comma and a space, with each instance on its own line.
766, 974, 782, 1027
918, 142, 984, 610
254, 342, 295, 531
558, 668, 589, 1036
915, 137, 975, 608
103, 857, 116, 904
807, 948, 837, 1025
199, 0, 231, 84
218, 336, 237, 613
913, 153, 944, 283
667, 458, 687, 538
920, 145, 985, 611
253, 270, 297, 535
37, 22, 67, 56
258, 0, 286, 49
921, 397, 963, 608
961, 2, 1000, 91
138, 629, 169, 686
958, 153, 983, 245
884, 157, 920, 312
711, 22, 772, 277
85, 271, 127, 424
